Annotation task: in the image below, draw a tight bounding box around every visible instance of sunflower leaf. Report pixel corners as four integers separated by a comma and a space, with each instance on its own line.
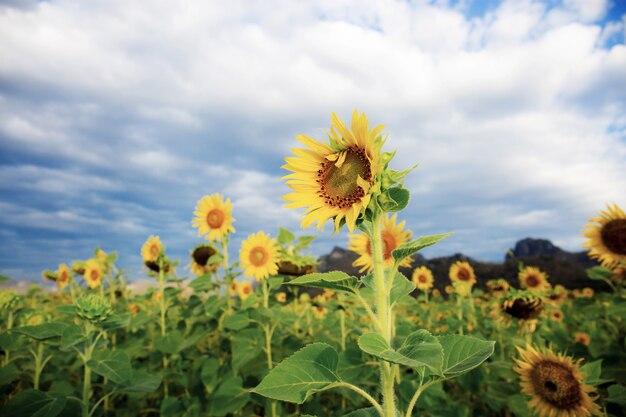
288, 271, 360, 294
377, 187, 410, 213
438, 334, 495, 376
392, 233, 453, 264
254, 343, 341, 403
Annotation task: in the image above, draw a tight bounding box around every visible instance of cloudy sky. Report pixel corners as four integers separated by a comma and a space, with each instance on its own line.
1, 0, 625, 282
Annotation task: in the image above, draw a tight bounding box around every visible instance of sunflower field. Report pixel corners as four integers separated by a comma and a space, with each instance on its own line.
1, 112, 625, 417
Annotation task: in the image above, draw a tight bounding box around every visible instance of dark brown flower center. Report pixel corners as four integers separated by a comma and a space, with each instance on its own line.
249, 247, 268, 267
531, 361, 582, 410
601, 219, 626, 255
90, 270, 100, 282
317, 146, 371, 209
418, 275, 428, 283
525, 274, 540, 288
457, 267, 471, 281
206, 209, 225, 229
193, 246, 217, 266
243, 286, 251, 294
503, 298, 543, 319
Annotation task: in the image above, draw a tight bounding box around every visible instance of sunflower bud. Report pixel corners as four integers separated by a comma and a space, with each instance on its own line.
75, 295, 113, 324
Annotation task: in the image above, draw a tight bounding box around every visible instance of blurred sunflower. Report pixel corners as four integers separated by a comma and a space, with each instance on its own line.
276, 292, 287, 303
549, 309, 564, 323
486, 278, 510, 296
584, 203, 626, 268
547, 285, 568, 306
237, 281, 253, 300
574, 332, 591, 346
84, 259, 103, 289
449, 261, 476, 286
581, 287, 594, 298
282, 110, 385, 232
141, 235, 163, 264
56, 264, 71, 290
514, 345, 601, 417
412, 266, 434, 291
519, 266, 551, 292
228, 280, 239, 297
192, 193, 235, 242
501, 292, 543, 321
41, 270, 57, 282
240, 232, 280, 281
312, 305, 328, 320
189, 244, 220, 276
349, 214, 412, 273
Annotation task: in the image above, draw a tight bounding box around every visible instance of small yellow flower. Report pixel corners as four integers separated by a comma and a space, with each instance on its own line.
519, 266, 551, 292
412, 266, 434, 291
574, 332, 591, 346
192, 193, 235, 242
128, 303, 141, 316
141, 235, 163, 264
549, 309, 564, 323
56, 264, 71, 290
444, 285, 453, 295
299, 293, 311, 303
276, 292, 287, 303
453, 281, 472, 298
312, 305, 328, 320
449, 261, 476, 286
237, 281, 253, 300
96, 248, 107, 262
83, 259, 103, 289
581, 287, 594, 298
240, 232, 280, 281
228, 280, 239, 297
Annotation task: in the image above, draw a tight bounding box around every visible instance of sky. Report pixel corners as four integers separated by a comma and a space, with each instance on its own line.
0, 0, 625, 282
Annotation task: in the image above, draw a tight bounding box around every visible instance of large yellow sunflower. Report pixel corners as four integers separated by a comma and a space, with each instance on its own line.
192, 193, 235, 242
519, 266, 551, 292
56, 264, 71, 290
449, 261, 476, 286
412, 266, 434, 291
282, 110, 385, 232
349, 213, 412, 273
583, 203, 626, 268
84, 259, 103, 289
240, 232, 280, 281
141, 235, 163, 264
514, 345, 602, 417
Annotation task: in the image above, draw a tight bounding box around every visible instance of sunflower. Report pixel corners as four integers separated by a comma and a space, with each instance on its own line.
56, 264, 71, 290
141, 235, 163, 264
240, 232, 280, 281
581, 287, 594, 298
349, 214, 412, 273
486, 278, 510, 296
228, 280, 239, 297
237, 281, 253, 300
501, 292, 543, 321
96, 248, 107, 262
192, 193, 235, 242
453, 281, 472, 298
84, 259, 103, 289
584, 203, 626, 268
41, 270, 57, 282
519, 266, 551, 292
412, 266, 434, 291
312, 305, 328, 320
276, 292, 287, 303
282, 110, 385, 233
449, 261, 476, 286
189, 244, 220, 276
514, 345, 601, 417
549, 309, 564, 323
574, 332, 591, 346
547, 285, 568, 306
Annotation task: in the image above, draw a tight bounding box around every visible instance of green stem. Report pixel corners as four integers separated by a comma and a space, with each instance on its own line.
339, 309, 346, 351
325, 382, 384, 417
158, 258, 169, 397
262, 280, 270, 310
222, 239, 233, 313
371, 216, 395, 417
263, 323, 275, 417
405, 379, 440, 417
33, 342, 44, 390
3, 311, 13, 365
108, 271, 116, 306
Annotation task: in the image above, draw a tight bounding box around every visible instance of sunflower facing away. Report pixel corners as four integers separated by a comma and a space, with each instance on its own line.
56, 264, 71, 290
412, 266, 434, 291
282, 110, 385, 232
192, 193, 235, 242
240, 232, 280, 281
449, 261, 476, 286
84, 259, 103, 289
519, 266, 551, 292
349, 213, 413, 273
584, 203, 626, 268
514, 345, 601, 417
189, 244, 220, 276
141, 235, 163, 264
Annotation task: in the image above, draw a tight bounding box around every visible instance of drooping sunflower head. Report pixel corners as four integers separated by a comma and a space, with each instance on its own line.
189, 244, 220, 276
56, 264, 71, 290
192, 193, 235, 242
282, 111, 386, 233
84, 259, 103, 289
240, 232, 280, 281
41, 270, 57, 282
501, 291, 544, 321
349, 213, 412, 273
583, 203, 626, 268
514, 345, 601, 417
412, 266, 434, 291
548, 285, 568, 306
486, 278, 510, 296
449, 261, 476, 286
519, 266, 551, 292
237, 281, 253, 300
141, 235, 164, 264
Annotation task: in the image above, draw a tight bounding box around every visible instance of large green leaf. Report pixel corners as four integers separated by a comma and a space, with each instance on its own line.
288, 271, 360, 294
0, 389, 66, 417
189, 274, 216, 292
101, 313, 130, 330
580, 360, 611, 386
343, 407, 380, 417
12, 323, 68, 341
232, 328, 263, 372
606, 384, 626, 405
120, 370, 162, 392
209, 376, 251, 416
358, 330, 443, 375
88, 350, 132, 385
377, 187, 410, 212
438, 335, 494, 376
155, 330, 183, 354
254, 343, 341, 403
392, 233, 453, 264
59, 324, 86, 351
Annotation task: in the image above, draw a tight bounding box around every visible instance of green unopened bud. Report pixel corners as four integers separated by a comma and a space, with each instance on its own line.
75, 294, 113, 324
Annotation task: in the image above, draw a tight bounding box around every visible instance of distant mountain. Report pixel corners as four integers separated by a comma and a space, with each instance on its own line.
317, 238, 603, 290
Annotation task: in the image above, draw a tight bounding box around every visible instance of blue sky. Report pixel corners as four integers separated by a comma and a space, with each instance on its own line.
1, 0, 625, 282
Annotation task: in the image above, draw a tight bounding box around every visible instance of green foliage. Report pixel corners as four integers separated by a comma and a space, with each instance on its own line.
392, 233, 453, 264
289, 271, 361, 294
438, 335, 495, 377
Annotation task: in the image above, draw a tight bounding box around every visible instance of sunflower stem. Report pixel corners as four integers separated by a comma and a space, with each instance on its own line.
158, 258, 169, 397
221, 239, 233, 313
370, 215, 396, 417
